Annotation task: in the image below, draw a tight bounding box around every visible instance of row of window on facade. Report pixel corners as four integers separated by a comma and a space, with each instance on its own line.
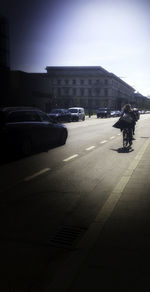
51, 78, 132, 96
51, 78, 109, 86
52, 87, 109, 97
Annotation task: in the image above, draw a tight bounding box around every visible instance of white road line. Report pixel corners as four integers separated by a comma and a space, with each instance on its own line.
86, 146, 96, 151
110, 136, 115, 139
24, 168, 50, 182
48, 137, 150, 292
117, 133, 121, 136
100, 140, 107, 144
63, 154, 79, 162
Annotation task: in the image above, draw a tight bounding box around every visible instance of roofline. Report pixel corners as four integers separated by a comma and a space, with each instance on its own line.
109, 73, 135, 91
45, 65, 110, 74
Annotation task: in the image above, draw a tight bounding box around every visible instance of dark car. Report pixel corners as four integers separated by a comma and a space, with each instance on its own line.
0, 107, 68, 158
97, 108, 111, 118
48, 109, 72, 123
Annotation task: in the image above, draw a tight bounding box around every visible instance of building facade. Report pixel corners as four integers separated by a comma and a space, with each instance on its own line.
134, 92, 148, 109
46, 66, 136, 111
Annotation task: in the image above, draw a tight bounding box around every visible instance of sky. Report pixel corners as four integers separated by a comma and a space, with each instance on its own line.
1, 0, 150, 96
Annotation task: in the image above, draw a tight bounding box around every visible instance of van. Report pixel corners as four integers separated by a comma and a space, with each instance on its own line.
68, 107, 85, 121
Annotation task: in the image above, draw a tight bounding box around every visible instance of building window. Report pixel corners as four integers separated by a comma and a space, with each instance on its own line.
80, 79, 84, 85
105, 79, 108, 85
65, 79, 68, 84
58, 88, 61, 96
80, 88, 84, 96
88, 79, 92, 85
104, 89, 108, 96
57, 79, 61, 85
64, 88, 69, 95
96, 88, 100, 96
73, 79, 76, 85
88, 88, 92, 96
73, 88, 76, 95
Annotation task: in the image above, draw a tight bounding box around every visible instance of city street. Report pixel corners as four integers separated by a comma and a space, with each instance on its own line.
0, 114, 150, 291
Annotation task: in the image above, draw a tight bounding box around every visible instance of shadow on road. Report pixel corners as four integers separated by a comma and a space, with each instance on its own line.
110, 147, 134, 153
0, 145, 61, 166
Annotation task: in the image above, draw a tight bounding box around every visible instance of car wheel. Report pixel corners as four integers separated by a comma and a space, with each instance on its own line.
21, 137, 32, 156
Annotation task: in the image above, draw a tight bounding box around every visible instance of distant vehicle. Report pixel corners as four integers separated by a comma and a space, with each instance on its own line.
68, 107, 85, 121
110, 110, 121, 117
139, 110, 145, 115
48, 108, 72, 123
97, 108, 111, 118
0, 107, 68, 158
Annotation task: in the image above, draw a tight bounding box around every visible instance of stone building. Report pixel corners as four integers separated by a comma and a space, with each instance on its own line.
134, 92, 148, 109
46, 66, 135, 111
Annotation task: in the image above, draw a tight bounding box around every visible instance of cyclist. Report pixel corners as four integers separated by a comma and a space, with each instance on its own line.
132, 108, 140, 135
120, 104, 135, 147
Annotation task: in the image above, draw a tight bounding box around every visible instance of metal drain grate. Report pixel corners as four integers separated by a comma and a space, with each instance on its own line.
48, 225, 87, 249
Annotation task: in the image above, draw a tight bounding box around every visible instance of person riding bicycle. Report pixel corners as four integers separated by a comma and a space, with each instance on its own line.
132, 108, 140, 135
120, 104, 135, 146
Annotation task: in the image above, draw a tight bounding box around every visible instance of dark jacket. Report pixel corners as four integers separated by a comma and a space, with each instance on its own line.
113, 110, 135, 130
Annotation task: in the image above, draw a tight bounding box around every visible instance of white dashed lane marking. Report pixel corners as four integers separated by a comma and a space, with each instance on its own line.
110, 136, 115, 139
86, 146, 96, 151
100, 140, 107, 144
24, 168, 51, 182
63, 154, 79, 162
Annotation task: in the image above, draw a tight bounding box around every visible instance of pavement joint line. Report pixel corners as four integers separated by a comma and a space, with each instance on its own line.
86, 146, 96, 151
63, 154, 79, 162
47, 137, 150, 292
23, 168, 51, 182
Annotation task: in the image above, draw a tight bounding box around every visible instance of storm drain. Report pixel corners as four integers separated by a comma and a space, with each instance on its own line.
48, 225, 87, 249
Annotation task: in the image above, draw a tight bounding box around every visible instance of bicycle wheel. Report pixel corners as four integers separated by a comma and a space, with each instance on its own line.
123, 130, 129, 148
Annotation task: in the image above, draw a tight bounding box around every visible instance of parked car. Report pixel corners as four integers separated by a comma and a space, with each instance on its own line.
97, 108, 111, 118
110, 110, 121, 117
68, 107, 85, 121
0, 107, 68, 158
48, 108, 72, 123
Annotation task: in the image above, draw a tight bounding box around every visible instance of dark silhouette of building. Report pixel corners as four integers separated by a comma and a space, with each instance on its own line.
0, 16, 10, 105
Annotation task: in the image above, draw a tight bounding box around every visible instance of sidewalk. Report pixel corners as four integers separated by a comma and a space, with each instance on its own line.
48, 137, 150, 292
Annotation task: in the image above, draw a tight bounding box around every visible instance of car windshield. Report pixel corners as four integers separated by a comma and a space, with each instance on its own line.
6, 111, 40, 123
51, 109, 62, 114
69, 109, 78, 113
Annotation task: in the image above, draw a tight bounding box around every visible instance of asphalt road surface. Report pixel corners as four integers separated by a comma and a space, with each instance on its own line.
0, 114, 150, 291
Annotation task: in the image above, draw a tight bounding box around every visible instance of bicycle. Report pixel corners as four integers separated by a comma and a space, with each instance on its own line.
122, 127, 133, 149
